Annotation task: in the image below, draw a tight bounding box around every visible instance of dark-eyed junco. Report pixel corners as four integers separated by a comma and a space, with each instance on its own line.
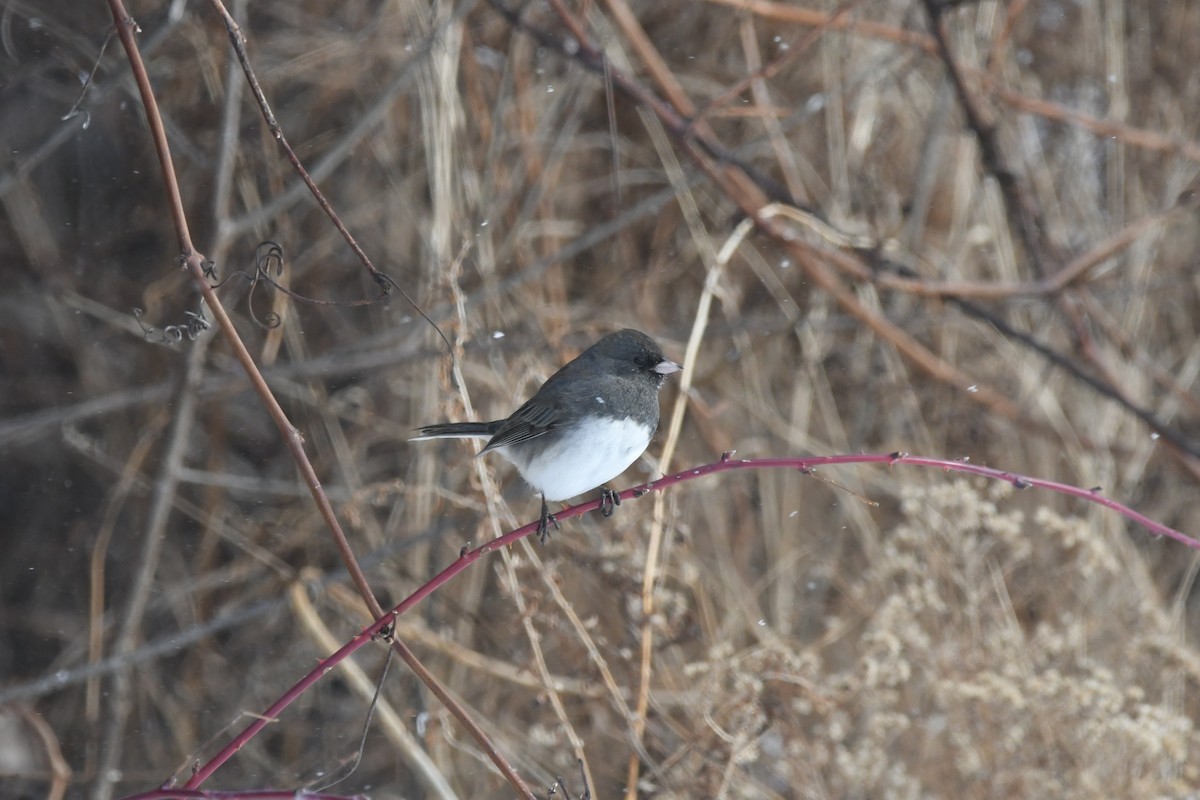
412, 329, 681, 542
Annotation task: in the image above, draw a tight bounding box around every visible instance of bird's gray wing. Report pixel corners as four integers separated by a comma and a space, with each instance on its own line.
479, 395, 565, 452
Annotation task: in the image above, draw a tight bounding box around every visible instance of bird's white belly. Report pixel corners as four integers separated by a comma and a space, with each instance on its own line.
503, 416, 652, 500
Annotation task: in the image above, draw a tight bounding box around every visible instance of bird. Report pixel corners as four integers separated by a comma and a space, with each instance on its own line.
412, 329, 681, 543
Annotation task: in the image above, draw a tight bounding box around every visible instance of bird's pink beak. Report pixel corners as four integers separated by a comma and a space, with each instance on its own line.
655, 359, 682, 375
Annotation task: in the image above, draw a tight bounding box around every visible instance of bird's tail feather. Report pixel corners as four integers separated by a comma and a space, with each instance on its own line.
410, 421, 500, 441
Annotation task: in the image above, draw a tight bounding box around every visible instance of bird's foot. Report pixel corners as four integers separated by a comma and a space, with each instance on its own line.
598, 486, 622, 518
537, 495, 561, 545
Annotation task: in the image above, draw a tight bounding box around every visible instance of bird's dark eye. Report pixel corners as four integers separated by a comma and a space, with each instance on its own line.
633, 354, 649, 369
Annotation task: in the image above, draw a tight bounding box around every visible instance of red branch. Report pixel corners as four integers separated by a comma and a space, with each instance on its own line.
156, 451, 1193, 795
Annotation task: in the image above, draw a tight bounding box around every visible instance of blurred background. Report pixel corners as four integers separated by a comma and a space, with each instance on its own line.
2, 0, 1199, 797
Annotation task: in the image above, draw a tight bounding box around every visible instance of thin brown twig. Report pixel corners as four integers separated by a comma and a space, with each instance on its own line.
86, 412, 167, 730
986, 0, 1032, 79
737, 16, 804, 200
947, 293, 1200, 464
921, 0, 1054, 278
60, 26, 115, 127
797, 225, 1200, 463
289, 579, 458, 800
602, 0, 698, 117
995, 85, 1200, 163
92, 338, 207, 800
836, 201, 1187, 301
105, 9, 194, 256
20, 707, 72, 800
204, 0, 382, 286
703, 0, 1200, 164
500, 541, 601, 794
210, 0, 246, 231
1084, 294, 1200, 421
690, 0, 866, 127
703, 0, 936, 51
325, 582, 605, 696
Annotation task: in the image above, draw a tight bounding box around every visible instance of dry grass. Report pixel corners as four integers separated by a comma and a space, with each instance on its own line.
2, 0, 1199, 798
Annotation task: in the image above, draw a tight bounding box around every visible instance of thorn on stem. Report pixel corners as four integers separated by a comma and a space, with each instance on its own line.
374, 622, 395, 643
